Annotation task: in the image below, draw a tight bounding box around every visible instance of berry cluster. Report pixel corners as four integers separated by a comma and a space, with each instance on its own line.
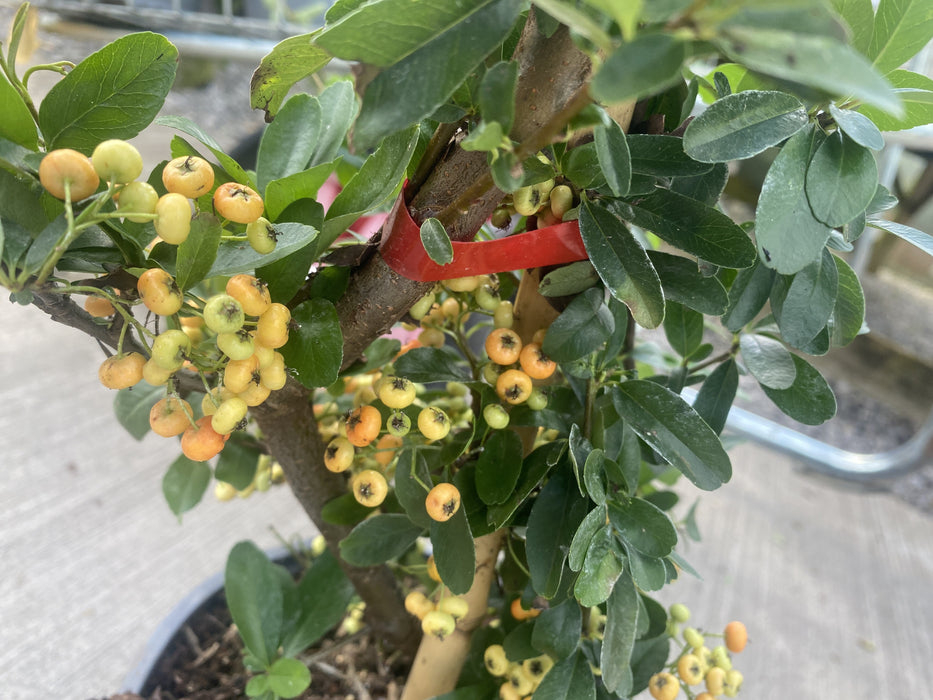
483, 643, 554, 700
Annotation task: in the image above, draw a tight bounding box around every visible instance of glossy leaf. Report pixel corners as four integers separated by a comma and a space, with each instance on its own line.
624, 544, 668, 592
431, 506, 475, 594
647, 251, 729, 316
394, 346, 471, 382
601, 573, 639, 694
761, 354, 837, 425
340, 513, 424, 566
867, 218, 933, 258
693, 359, 739, 435
867, 0, 933, 75
224, 541, 283, 667
265, 164, 333, 223
613, 189, 757, 269
541, 287, 615, 363
250, 33, 331, 120
774, 250, 839, 349
806, 131, 878, 228
583, 448, 608, 506
579, 199, 664, 329
627, 135, 714, 177
756, 127, 831, 275
162, 456, 211, 519
533, 650, 596, 700
594, 119, 632, 197
526, 467, 590, 598
830, 256, 866, 348
352, 0, 522, 147
721, 258, 774, 331
591, 33, 687, 105
174, 213, 221, 291
0, 72, 38, 149
532, 599, 583, 660
113, 383, 162, 440
663, 302, 704, 358
860, 70, 933, 131
829, 104, 885, 151
569, 507, 606, 573
683, 91, 808, 162
739, 333, 796, 389
574, 525, 624, 607
611, 381, 732, 491
256, 94, 322, 194
476, 429, 524, 505
608, 498, 678, 558
420, 217, 454, 265
281, 298, 343, 388
669, 162, 729, 207
39, 33, 177, 152
282, 550, 355, 655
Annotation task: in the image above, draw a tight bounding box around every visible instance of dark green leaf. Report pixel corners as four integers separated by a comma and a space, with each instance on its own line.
583, 449, 608, 506
630, 636, 670, 695
627, 135, 714, 178
721, 258, 775, 331
174, 213, 221, 291
574, 525, 624, 607
162, 456, 211, 519
250, 33, 331, 120
562, 142, 604, 190
860, 69, 933, 131
693, 359, 738, 434
594, 120, 631, 197
829, 104, 885, 151
866, 218, 933, 258
321, 492, 372, 526
761, 354, 836, 424
541, 287, 615, 363
312, 81, 358, 167
867, 0, 933, 75
39, 33, 177, 152
340, 513, 424, 566
613, 189, 757, 269
393, 449, 433, 528
533, 650, 596, 700
663, 302, 703, 358
601, 573, 639, 693
476, 429, 524, 505
647, 251, 729, 316
526, 467, 589, 598
611, 381, 731, 490
267, 658, 311, 699
669, 162, 729, 207
830, 255, 866, 347
431, 506, 475, 594
215, 436, 261, 490
624, 545, 668, 592
683, 91, 808, 162
739, 333, 796, 389
224, 541, 283, 667
579, 199, 664, 329
538, 261, 601, 298
569, 507, 605, 573
774, 249, 839, 349
281, 298, 343, 388
113, 383, 162, 440
487, 444, 559, 528
756, 126, 831, 275
591, 33, 687, 105
532, 599, 583, 660
608, 498, 678, 558
420, 218, 454, 265
257, 94, 322, 194
503, 621, 539, 661
282, 550, 355, 655
352, 0, 523, 147
479, 60, 518, 132
805, 131, 878, 228
394, 346, 470, 383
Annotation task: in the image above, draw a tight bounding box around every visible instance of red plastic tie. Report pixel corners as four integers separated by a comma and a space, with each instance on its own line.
380, 183, 588, 282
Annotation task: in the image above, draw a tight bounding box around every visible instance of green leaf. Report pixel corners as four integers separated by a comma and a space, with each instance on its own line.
774, 250, 839, 349
479, 60, 519, 133
526, 467, 590, 598
282, 550, 355, 655
461, 121, 505, 152
831, 0, 875, 55
611, 381, 731, 491
693, 359, 738, 435
420, 218, 454, 265
155, 115, 253, 187
340, 513, 424, 566
267, 658, 311, 699
394, 449, 433, 528
312, 81, 358, 167
805, 131, 878, 228
626, 135, 714, 177
601, 573, 639, 694
321, 492, 372, 526
867, 218, 933, 258
830, 255, 866, 347
533, 650, 596, 700
670, 162, 729, 207
829, 104, 885, 151
608, 497, 678, 558
224, 541, 283, 667
562, 142, 604, 189
39, 33, 177, 152
174, 213, 221, 291
683, 90, 808, 162
207, 221, 319, 279
579, 199, 664, 329
613, 189, 757, 269
867, 0, 933, 75
541, 287, 615, 363
113, 383, 163, 440
717, 25, 902, 116
487, 444, 560, 528
721, 258, 774, 331
624, 545, 667, 592
647, 251, 728, 316
574, 525, 625, 607
761, 354, 836, 425
394, 346, 471, 383
569, 507, 605, 572
256, 94, 322, 195
859, 70, 933, 131
538, 261, 601, 298
431, 506, 475, 594
530, 0, 612, 49
281, 298, 343, 389
594, 119, 632, 197
532, 599, 583, 660
0, 72, 38, 149
583, 449, 608, 506
162, 456, 211, 519
321, 125, 419, 248
591, 33, 687, 105
739, 333, 796, 389
215, 435, 261, 490
662, 301, 703, 358
250, 33, 332, 120
352, 0, 522, 147
476, 429, 524, 505
254, 206, 324, 303
756, 126, 831, 275
696, 62, 774, 103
